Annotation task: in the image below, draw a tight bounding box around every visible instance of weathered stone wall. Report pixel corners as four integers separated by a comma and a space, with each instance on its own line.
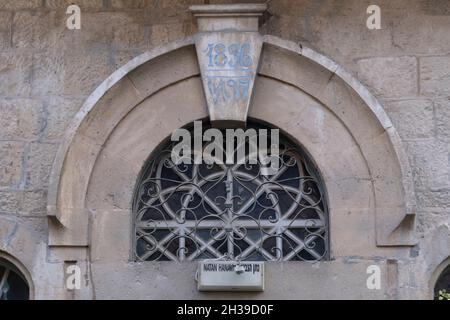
0, 0, 449, 299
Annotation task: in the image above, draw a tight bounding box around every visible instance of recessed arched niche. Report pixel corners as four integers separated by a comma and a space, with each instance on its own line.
46, 4, 417, 299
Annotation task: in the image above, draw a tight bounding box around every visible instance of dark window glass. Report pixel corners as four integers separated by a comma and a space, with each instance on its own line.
435, 265, 450, 300
0, 259, 29, 300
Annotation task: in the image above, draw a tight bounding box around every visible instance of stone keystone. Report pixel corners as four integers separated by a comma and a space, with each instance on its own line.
190, 4, 267, 128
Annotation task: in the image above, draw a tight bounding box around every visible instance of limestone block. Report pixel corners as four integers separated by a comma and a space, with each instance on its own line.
112, 21, 148, 50
416, 189, 450, 209
0, 142, 24, 188
307, 15, 397, 63
266, 0, 399, 19
20, 189, 47, 216
356, 56, 418, 98
149, 22, 187, 46
111, 0, 148, 9
0, 99, 44, 140
417, 208, 450, 236
67, 12, 121, 46
13, 10, 142, 57
435, 99, 450, 140
0, 12, 11, 31
0, 0, 41, 10
148, 0, 203, 23
78, 12, 148, 50
384, 100, 434, 140
420, 56, 450, 96
45, 0, 104, 9
0, 31, 9, 50
12, 11, 65, 50
108, 11, 149, 49
406, 140, 450, 190
25, 142, 58, 189
32, 48, 110, 96
0, 52, 32, 96
393, 15, 450, 55
44, 97, 83, 141
149, 24, 171, 45
90, 209, 131, 262
0, 190, 20, 214
0, 13, 11, 49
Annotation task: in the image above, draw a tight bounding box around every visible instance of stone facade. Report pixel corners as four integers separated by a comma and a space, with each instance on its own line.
0, 0, 449, 300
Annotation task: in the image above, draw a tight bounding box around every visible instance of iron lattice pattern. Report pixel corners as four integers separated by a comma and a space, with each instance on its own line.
133, 125, 328, 262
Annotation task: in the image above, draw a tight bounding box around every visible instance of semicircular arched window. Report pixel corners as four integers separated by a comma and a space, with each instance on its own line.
0, 258, 30, 300
133, 121, 329, 262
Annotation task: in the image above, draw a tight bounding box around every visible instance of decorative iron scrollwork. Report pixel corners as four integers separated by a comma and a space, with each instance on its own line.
133, 122, 328, 262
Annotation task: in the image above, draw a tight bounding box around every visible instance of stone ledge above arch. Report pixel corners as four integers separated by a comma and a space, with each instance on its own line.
46, 35, 417, 251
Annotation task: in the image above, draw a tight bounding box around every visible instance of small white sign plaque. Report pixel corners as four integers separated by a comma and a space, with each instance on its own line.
197, 261, 264, 292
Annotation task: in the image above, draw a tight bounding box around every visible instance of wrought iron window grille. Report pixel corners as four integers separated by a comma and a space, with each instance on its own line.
133, 122, 329, 262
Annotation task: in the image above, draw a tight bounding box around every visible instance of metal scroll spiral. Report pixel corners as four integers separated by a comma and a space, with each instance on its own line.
133, 129, 328, 262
